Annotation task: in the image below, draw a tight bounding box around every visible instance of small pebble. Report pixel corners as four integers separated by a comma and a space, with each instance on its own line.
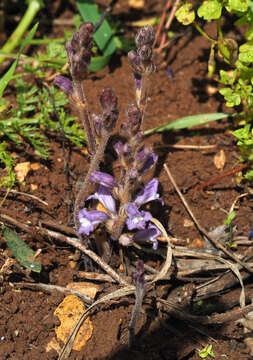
1, 336, 5, 341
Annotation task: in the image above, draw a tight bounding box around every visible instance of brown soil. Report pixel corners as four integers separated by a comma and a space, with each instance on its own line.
1, 1, 253, 360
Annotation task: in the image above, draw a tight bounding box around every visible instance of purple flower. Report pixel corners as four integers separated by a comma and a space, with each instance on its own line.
90, 171, 118, 188
54, 75, 73, 95
78, 208, 110, 235
126, 203, 152, 230
249, 230, 253, 240
134, 178, 162, 208
87, 185, 116, 214
133, 223, 161, 250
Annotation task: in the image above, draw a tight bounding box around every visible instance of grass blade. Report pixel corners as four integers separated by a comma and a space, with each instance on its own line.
2, 226, 42, 273
144, 113, 231, 135
0, 23, 38, 97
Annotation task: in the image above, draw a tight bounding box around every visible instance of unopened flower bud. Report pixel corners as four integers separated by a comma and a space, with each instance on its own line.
135, 26, 155, 48
54, 75, 73, 96
78, 22, 94, 49
128, 50, 141, 68
100, 87, 118, 111
138, 44, 152, 61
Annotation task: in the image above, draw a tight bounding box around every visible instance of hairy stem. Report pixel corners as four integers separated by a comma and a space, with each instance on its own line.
74, 80, 96, 155
74, 133, 110, 236
128, 282, 145, 347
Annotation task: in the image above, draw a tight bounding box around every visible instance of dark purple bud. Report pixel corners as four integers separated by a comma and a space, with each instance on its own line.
65, 22, 94, 81
99, 87, 118, 132
135, 26, 155, 48
100, 87, 118, 111
139, 152, 158, 175
54, 75, 73, 95
249, 230, 253, 240
90, 171, 118, 188
138, 44, 152, 61
128, 50, 141, 67
78, 22, 94, 49
127, 104, 142, 133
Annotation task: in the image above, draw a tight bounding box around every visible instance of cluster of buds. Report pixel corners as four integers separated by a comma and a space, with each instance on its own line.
128, 25, 155, 75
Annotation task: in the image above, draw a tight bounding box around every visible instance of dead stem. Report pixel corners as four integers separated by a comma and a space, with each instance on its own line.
38, 226, 129, 286
15, 282, 93, 304
0, 189, 48, 206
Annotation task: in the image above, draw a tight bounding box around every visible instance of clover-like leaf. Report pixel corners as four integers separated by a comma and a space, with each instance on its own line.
219, 87, 241, 107
175, 3, 195, 25
198, 0, 222, 20
219, 69, 237, 85
239, 41, 253, 63
228, 0, 249, 13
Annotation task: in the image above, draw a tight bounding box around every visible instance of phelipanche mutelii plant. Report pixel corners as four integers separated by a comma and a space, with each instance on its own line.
54, 23, 162, 258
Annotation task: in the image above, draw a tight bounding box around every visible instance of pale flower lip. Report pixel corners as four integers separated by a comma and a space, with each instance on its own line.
87, 185, 116, 214
78, 208, 110, 236
125, 203, 152, 230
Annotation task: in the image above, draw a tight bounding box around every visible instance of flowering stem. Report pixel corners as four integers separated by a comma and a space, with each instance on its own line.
74, 80, 96, 155
74, 132, 110, 236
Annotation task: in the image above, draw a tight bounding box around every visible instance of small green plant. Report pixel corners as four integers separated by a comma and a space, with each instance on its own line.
224, 210, 237, 249
175, 0, 253, 181
198, 344, 216, 359
0, 77, 86, 186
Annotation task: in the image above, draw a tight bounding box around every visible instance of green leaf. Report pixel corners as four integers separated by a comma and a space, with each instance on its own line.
175, 3, 195, 25
89, 54, 112, 72
219, 87, 241, 106
144, 113, 229, 135
76, 0, 116, 56
197, 0, 222, 20
228, 0, 249, 12
0, 23, 38, 97
2, 227, 42, 272
224, 211, 236, 224
198, 344, 216, 358
219, 69, 237, 85
239, 41, 253, 63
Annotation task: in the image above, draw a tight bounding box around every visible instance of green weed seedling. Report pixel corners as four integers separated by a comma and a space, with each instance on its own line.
198, 344, 216, 359
224, 210, 237, 249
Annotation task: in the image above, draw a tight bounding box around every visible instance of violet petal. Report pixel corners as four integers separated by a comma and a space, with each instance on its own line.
133, 223, 161, 250
126, 203, 152, 230
134, 178, 163, 207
